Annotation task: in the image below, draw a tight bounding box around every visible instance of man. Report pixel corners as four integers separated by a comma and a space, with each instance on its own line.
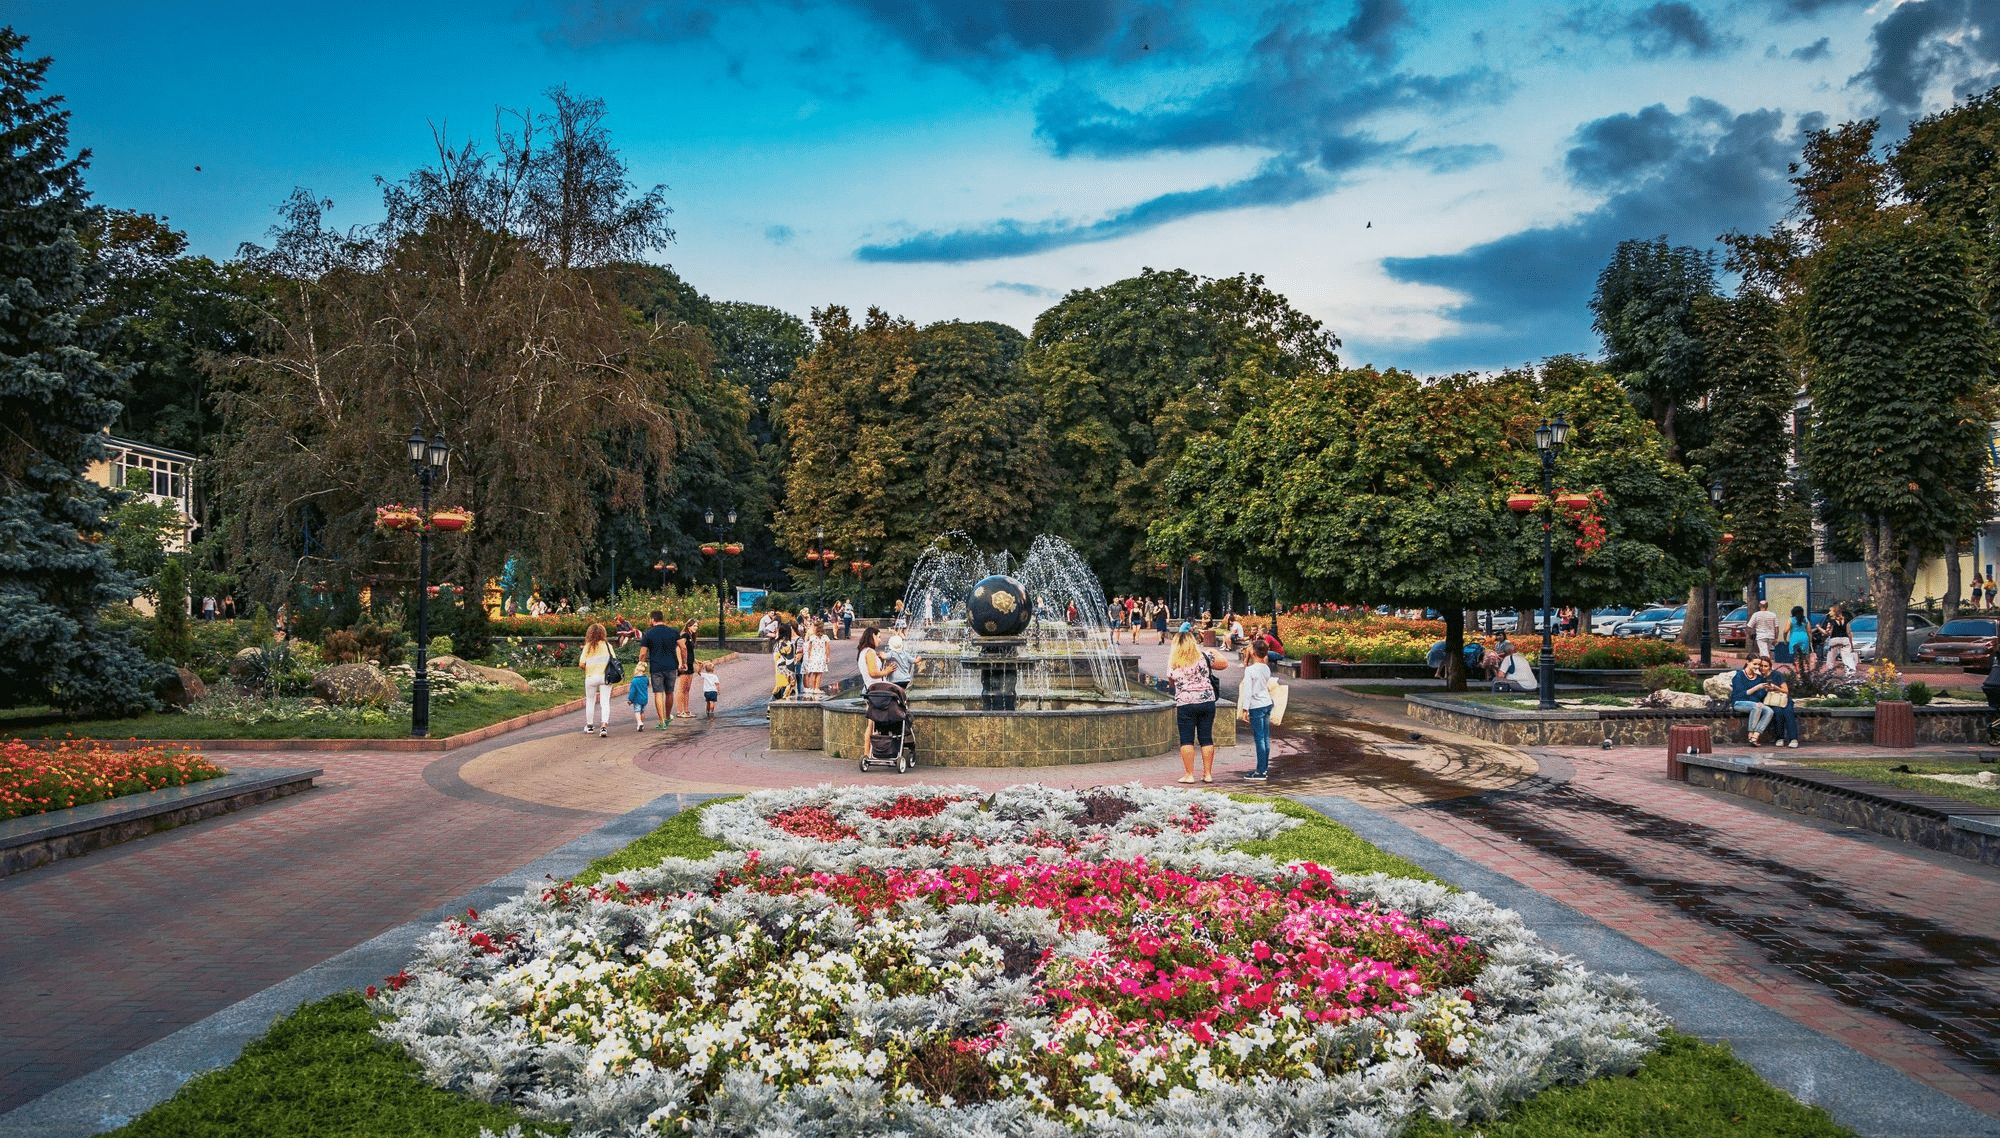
756, 609, 778, 641
674, 618, 699, 718
638, 611, 678, 728
1747, 601, 1779, 660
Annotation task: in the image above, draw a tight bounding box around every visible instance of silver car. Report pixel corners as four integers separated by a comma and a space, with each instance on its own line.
1849, 613, 1938, 661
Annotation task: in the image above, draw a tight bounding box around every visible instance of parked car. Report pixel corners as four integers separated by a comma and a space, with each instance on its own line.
1653, 605, 1689, 639
1475, 610, 1519, 633
1849, 613, 1937, 662
1589, 607, 1635, 635
1613, 607, 1677, 637
1719, 605, 1749, 647
1916, 617, 2000, 670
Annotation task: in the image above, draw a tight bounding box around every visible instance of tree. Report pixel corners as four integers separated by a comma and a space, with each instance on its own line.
103, 470, 188, 596
0, 28, 160, 713
152, 555, 191, 664
709, 301, 811, 449
1893, 85, 2000, 321
1156, 359, 1711, 689
1801, 220, 1996, 661
1027, 269, 1340, 592
218, 91, 696, 606
1589, 238, 1717, 458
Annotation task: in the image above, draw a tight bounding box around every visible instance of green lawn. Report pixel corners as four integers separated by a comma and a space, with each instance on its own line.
107, 794, 1856, 1137
1791, 759, 2000, 810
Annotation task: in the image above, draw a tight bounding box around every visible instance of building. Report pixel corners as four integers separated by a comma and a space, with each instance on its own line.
83, 435, 198, 616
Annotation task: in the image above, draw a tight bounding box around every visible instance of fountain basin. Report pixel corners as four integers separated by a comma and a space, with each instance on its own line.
819, 690, 1232, 766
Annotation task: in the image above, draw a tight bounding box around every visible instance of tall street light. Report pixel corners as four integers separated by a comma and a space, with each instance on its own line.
654, 550, 676, 591
1702, 480, 1724, 668
1534, 414, 1569, 711
406, 427, 448, 737
815, 526, 828, 617
704, 507, 737, 649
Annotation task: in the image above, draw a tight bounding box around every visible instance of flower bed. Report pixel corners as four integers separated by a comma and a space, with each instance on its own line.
372, 786, 1663, 1136
1, 737, 224, 821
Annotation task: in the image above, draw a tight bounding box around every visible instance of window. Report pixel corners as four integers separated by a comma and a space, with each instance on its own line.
114, 450, 185, 503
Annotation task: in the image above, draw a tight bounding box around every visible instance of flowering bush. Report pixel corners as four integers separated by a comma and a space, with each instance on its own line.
1, 737, 224, 821
182, 691, 402, 727
1550, 635, 1686, 669
1856, 661, 1908, 704
373, 786, 1664, 1136
1282, 615, 1442, 664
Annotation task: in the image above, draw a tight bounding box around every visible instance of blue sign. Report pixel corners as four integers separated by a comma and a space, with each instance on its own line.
735, 587, 767, 614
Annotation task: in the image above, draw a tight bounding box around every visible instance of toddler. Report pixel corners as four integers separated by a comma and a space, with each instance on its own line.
626, 660, 651, 731
701, 660, 720, 718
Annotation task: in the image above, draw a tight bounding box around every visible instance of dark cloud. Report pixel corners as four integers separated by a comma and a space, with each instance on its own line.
1755, 0, 1869, 16
857, 156, 1335, 262
856, 6, 1504, 263
1563, 2, 1732, 60
1375, 100, 1798, 371
1853, 0, 2000, 114
1789, 37, 1831, 63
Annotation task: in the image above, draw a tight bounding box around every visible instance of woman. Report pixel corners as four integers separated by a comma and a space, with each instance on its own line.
1239, 639, 1275, 780
1823, 605, 1856, 674
1168, 627, 1225, 784
578, 623, 613, 738
1152, 599, 1169, 644
674, 618, 699, 718
771, 620, 800, 699
801, 618, 830, 699
1785, 605, 1814, 670
857, 627, 895, 687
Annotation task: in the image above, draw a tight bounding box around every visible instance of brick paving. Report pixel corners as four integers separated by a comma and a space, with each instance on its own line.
6, 631, 2000, 1127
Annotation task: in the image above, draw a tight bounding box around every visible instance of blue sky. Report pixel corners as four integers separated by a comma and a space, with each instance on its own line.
18, 1, 2000, 371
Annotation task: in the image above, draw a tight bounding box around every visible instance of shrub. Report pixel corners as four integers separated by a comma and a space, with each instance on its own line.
1642, 664, 1700, 693
1, 737, 223, 821
1561, 636, 1687, 669
452, 593, 492, 661
1857, 661, 1908, 704
428, 635, 453, 658
153, 558, 193, 664
1907, 680, 1933, 706
289, 598, 330, 647
247, 603, 274, 647
321, 629, 362, 664
352, 623, 408, 667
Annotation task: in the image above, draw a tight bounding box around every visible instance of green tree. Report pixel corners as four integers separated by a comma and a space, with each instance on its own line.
152, 555, 192, 664
1801, 221, 1996, 661
1589, 237, 1717, 458
0, 28, 160, 714
1027, 269, 1340, 592
1893, 85, 2000, 320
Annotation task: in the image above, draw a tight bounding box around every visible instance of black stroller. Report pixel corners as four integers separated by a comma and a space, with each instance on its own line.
859, 682, 916, 773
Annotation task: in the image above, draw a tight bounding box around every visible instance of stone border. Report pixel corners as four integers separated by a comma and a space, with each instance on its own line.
0, 790, 723, 1138
1405, 692, 1989, 747
0, 768, 322, 878
1677, 754, 2000, 867
1291, 794, 2000, 1138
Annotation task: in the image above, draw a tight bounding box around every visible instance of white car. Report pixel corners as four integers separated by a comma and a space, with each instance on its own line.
1589, 607, 1634, 635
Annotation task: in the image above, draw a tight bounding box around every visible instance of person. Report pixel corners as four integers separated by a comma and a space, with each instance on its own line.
885, 632, 917, 689
1152, 598, 1170, 644
578, 623, 613, 738
612, 615, 636, 648
1747, 600, 1779, 660
1461, 637, 1485, 675
756, 610, 778, 642
1260, 625, 1286, 662
801, 617, 830, 699
857, 627, 895, 687
700, 660, 720, 718
1426, 638, 1450, 679
1108, 597, 1124, 644
1486, 634, 1516, 681
638, 611, 679, 727
1227, 613, 1247, 649
1824, 605, 1856, 673
892, 598, 907, 630
674, 618, 699, 717
838, 599, 854, 640
626, 659, 652, 731
1128, 598, 1143, 642
1986, 568, 1996, 611
1239, 639, 1275, 781
201, 595, 217, 621
1168, 626, 1225, 783
1785, 605, 1814, 670
1729, 657, 1787, 746
1971, 573, 1985, 611
772, 620, 801, 699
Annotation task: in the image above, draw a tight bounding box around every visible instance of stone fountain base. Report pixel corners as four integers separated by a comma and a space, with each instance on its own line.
791, 692, 1236, 767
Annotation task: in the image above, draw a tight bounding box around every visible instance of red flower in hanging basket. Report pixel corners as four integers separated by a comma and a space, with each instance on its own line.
1555, 491, 1592, 511
1506, 493, 1541, 513
722, 542, 744, 556
700, 542, 720, 556
430, 507, 474, 532
375, 504, 422, 531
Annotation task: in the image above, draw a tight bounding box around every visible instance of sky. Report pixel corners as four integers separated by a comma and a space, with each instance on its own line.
16, 0, 2000, 372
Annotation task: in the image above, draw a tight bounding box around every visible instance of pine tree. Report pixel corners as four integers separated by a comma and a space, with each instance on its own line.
0, 28, 160, 713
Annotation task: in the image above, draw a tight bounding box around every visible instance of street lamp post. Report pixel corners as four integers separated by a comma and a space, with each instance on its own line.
814, 527, 827, 617
406, 427, 449, 737
1534, 414, 1569, 711
654, 550, 677, 592
705, 508, 737, 649
1702, 480, 1723, 668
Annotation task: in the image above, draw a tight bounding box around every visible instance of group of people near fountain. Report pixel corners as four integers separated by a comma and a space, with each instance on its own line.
1167, 623, 1279, 783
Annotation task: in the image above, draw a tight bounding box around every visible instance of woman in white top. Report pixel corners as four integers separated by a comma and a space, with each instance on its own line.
578, 623, 613, 737
801, 618, 831, 698
1239, 640, 1275, 779
857, 627, 895, 688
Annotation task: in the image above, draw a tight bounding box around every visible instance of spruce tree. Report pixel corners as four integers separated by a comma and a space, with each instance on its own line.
0, 28, 160, 713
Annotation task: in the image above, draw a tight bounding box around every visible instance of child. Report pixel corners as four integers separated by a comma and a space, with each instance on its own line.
700, 660, 720, 718
626, 659, 652, 732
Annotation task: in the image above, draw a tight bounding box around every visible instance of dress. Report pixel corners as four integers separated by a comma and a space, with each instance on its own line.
802, 634, 830, 675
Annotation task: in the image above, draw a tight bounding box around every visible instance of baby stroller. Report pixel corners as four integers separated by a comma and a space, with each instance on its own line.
859, 682, 916, 773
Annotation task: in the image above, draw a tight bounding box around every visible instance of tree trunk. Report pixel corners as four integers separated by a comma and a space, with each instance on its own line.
1680, 584, 1702, 647
1943, 537, 1962, 624
1442, 605, 1467, 692
1862, 515, 1922, 665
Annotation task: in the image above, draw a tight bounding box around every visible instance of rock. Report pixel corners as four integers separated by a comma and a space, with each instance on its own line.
466, 664, 532, 693
1980, 770, 1997, 786
230, 646, 264, 682
311, 663, 399, 707
156, 667, 207, 709
427, 654, 476, 678
1649, 689, 1713, 710
1701, 671, 1735, 701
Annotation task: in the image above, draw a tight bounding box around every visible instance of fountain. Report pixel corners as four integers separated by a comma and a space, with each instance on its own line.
801, 534, 1232, 767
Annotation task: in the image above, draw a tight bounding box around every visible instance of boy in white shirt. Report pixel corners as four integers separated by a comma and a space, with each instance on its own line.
700, 660, 721, 718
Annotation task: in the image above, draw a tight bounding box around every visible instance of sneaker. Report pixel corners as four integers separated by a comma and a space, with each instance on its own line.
599, 729, 607, 738
583, 725, 595, 734
1787, 739, 1799, 748
1242, 771, 1268, 781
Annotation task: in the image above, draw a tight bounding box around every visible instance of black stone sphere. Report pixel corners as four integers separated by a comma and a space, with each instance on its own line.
967, 574, 1031, 637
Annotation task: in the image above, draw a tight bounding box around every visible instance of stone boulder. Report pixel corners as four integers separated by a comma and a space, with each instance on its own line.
1701, 671, 1736, 702
1645, 689, 1713, 710
230, 646, 264, 682
466, 664, 533, 693
311, 663, 399, 707
427, 654, 476, 679
157, 667, 207, 710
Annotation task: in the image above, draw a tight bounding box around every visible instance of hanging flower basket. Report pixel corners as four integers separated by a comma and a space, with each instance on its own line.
430, 507, 474, 532
1506, 493, 1540, 513
722, 542, 744, 556
1555, 492, 1592, 511
375, 505, 421, 532
700, 542, 720, 557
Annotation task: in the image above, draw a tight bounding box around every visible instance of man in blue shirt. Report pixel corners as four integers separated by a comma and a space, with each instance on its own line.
639, 611, 678, 726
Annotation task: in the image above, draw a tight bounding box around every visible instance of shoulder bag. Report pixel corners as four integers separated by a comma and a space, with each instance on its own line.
602, 652, 623, 685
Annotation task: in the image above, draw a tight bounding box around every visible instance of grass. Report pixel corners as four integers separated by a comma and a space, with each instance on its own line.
107, 794, 1854, 1137
1343, 683, 1451, 696
1403, 1032, 1851, 1137
1790, 759, 2000, 810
